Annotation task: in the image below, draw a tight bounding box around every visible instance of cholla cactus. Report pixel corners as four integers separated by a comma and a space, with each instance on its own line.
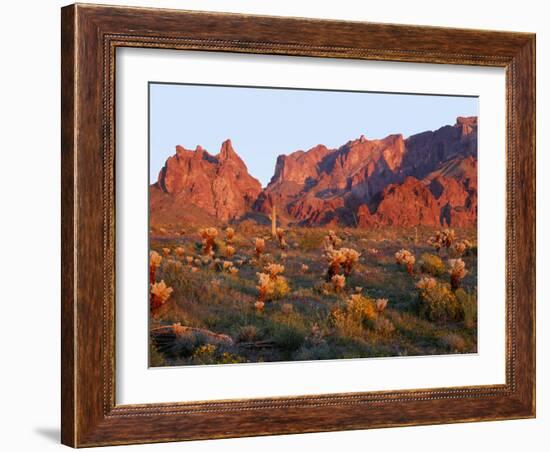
199, 227, 218, 255
301, 264, 309, 273
448, 259, 468, 289
225, 227, 235, 244
162, 247, 171, 257
191, 267, 199, 273
429, 229, 456, 252
256, 272, 275, 303
331, 274, 346, 292
340, 248, 361, 276
222, 261, 233, 271
229, 267, 239, 276
256, 264, 289, 303
375, 298, 389, 313
149, 250, 162, 284
254, 301, 265, 311
325, 247, 360, 279
276, 227, 287, 249
416, 276, 437, 290
185, 256, 194, 264
442, 229, 456, 247
454, 241, 466, 255
324, 230, 343, 249
225, 245, 236, 258
265, 263, 285, 279
150, 280, 173, 312
254, 238, 265, 258
174, 246, 185, 257
395, 249, 416, 274
325, 248, 347, 280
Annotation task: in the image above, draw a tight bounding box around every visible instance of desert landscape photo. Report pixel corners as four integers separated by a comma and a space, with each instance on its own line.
148, 83, 478, 367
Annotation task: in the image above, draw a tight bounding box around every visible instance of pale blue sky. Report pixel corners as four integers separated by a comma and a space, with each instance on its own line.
149, 83, 477, 187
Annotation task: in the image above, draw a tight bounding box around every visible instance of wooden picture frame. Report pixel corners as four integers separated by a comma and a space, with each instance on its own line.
61, 3, 535, 447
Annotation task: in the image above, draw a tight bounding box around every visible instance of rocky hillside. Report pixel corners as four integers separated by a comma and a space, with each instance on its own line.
255, 116, 477, 227
150, 139, 262, 224
150, 117, 478, 228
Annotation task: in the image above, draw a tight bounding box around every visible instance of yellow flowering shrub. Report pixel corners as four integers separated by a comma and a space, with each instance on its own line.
420, 253, 446, 277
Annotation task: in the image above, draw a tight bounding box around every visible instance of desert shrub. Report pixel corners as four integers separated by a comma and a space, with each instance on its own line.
256, 264, 291, 303
149, 343, 166, 367
417, 281, 461, 322
346, 294, 378, 322
273, 276, 291, 299
191, 344, 218, 364
218, 352, 247, 364
168, 332, 205, 357
165, 325, 233, 358
374, 317, 396, 336
187, 344, 246, 365
237, 325, 259, 343
329, 294, 378, 337
441, 333, 467, 352
273, 324, 306, 352
298, 230, 326, 251
420, 253, 446, 277
418, 282, 477, 325
455, 288, 477, 329
294, 342, 332, 361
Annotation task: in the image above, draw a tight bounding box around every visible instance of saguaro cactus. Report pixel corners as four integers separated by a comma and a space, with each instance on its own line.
267, 193, 277, 238
270, 204, 277, 238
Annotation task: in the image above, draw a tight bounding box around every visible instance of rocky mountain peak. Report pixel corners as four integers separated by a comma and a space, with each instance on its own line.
150, 117, 478, 228
152, 141, 262, 223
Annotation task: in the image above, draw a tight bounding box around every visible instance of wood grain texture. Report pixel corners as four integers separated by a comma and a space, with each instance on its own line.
61, 3, 536, 447
60, 5, 76, 447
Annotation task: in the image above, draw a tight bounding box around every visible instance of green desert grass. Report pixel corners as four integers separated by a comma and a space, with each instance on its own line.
150, 225, 478, 366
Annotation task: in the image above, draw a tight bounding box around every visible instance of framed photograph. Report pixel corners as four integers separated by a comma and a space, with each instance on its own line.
61, 3, 535, 447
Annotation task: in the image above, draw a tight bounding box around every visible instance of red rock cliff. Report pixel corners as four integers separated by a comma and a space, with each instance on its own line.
151, 140, 262, 223
256, 117, 477, 228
